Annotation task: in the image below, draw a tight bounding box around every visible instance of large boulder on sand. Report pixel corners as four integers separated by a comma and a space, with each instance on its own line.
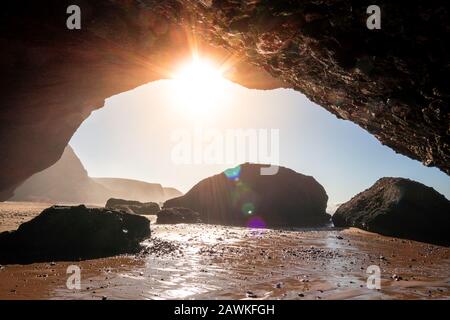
164, 163, 330, 227
105, 198, 160, 215
0, 205, 150, 264
332, 178, 450, 245
156, 207, 202, 224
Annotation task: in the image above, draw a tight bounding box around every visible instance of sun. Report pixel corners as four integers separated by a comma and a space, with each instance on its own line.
171, 58, 229, 118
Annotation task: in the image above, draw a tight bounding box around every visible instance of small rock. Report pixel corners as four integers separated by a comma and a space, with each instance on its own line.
392, 274, 403, 281
106, 198, 160, 215
156, 207, 202, 224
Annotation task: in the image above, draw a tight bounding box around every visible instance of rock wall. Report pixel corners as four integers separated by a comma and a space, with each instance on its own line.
1, 1, 449, 200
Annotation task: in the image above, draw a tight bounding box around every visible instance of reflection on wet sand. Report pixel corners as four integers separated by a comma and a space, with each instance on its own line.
53, 222, 450, 300
0, 210, 449, 300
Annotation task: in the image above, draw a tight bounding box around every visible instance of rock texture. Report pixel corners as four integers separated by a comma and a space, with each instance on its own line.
1, 1, 449, 199
106, 198, 160, 215
0, 205, 150, 264
156, 207, 202, 224
164, 163, 330, 227
10, 145, 182, 204
332, 178, 450, 245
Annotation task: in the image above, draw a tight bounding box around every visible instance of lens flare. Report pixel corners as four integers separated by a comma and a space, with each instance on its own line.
224, 165, 241, 181
241, 202, 255, 215
247, 216, 266, 229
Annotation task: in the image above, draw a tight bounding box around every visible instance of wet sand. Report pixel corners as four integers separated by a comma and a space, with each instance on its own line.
0, 202, 449, 300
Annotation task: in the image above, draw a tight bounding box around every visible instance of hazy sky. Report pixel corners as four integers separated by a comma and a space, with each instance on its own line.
70, 79, 450, 211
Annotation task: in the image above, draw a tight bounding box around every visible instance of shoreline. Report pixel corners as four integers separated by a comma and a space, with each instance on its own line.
0, 202, 449, 300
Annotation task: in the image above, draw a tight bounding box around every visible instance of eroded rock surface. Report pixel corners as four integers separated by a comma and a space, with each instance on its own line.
332, 177, 450, 245
0, 205, 150, 264
164, 163, 330, 227
1, 1, 449, 199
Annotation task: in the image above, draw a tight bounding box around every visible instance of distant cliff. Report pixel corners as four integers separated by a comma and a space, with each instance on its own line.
93, 178, 182, 204
10, 146, 182, 205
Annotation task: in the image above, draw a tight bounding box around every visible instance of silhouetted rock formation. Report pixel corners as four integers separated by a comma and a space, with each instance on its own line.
1, 1, 449, 200
10, 146, 182, 205
332, 178, 450, 245
156, 207, 202, 224
164, 164, 330, 227
106, 198, 160, 215
0, 205, 150, 264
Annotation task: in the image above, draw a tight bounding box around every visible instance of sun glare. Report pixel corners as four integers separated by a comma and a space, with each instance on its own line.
171, 58, 229, 118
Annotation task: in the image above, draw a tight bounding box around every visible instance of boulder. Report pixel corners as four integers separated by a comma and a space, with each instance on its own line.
332, 178, 450, 245
156, 207, 202, 224
164, 163, 330, 227
0, 205, 150, 264
105, 198, 160, 215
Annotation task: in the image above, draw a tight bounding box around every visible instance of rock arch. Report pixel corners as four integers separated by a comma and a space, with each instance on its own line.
1, 0, 448, 200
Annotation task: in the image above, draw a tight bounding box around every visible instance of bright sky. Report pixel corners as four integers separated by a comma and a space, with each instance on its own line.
70, 67, 450, 211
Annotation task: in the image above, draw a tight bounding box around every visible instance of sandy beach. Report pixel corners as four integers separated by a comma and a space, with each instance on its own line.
0, 202, 449, 300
